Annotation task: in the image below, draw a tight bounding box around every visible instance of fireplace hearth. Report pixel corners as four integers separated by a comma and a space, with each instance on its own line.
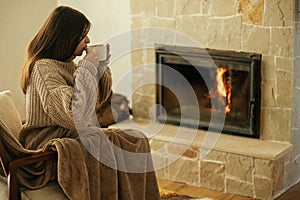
155, 45, 262, 138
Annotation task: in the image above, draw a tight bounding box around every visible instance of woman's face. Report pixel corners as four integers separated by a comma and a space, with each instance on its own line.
73, 35, 90, 57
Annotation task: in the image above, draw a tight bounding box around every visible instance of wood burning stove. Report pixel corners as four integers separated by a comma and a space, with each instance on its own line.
155, 45, 261, 138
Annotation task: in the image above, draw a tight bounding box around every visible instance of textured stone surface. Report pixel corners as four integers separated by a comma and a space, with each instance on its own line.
226, 177, 254, 197
242, 24, 270, 54
270, 28, 292, 58
129, 0, 297, 197
131, 16, 144, 30
208, 0, 238, 16
207, 16, 242, 50
130, 0, 155, 16
176, 0, 201, 15
132, 93, 155, 119
201, 161, 225, 191
202, 150, 228, 163
261, 80, 276, 108
238, 0, 264, 25
261, 55, 276, 81
260, 108, 292, 141
175, 15, 209, 48
272, 157, 285, 195
168, 158, 200, 185
157, 0, 175, 17
131, 49, 144, 68
146, 17, 175, 29
276, 57, 292, 72
254, 158, 273, 179
276, 70, 292, 108
225, 154, 253, 182
254, 176, 272, 200
264, 0, 294, 27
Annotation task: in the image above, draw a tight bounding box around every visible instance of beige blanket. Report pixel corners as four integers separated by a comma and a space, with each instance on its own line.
0, 121, 160, 200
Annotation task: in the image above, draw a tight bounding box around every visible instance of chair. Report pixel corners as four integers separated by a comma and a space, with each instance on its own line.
0, 90, 67, 200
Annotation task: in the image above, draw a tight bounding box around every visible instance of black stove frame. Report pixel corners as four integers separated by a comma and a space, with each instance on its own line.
155, 45, 262, 138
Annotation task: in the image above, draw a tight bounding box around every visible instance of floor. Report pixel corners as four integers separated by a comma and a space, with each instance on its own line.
276, 181, 300, 200
158, 178, 255, 200
158, 178, 300, 200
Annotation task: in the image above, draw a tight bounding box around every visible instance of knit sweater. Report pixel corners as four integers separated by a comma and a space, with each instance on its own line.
19, 58, 112, 149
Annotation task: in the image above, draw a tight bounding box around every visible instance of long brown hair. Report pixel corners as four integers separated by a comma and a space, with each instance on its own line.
20, 6, 91, 94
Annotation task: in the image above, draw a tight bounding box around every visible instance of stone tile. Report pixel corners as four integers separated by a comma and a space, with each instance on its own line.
260, 108, 292, 142
254, 176, 272, 200
270, 27, 293, 58
202, 150, 228, 163
207, 16, 242, 51
150, 139, 168, 151
169, 158, 200, 185
157, 0, 175, 18
225, 177, 254, 197
201, 0, 209, 15
167, 143, 198, 159
175, 15, 209, 48
254, 158, 273, 179
208, 0, 238, 16
131, 50, 144, 68
151, 147, 169, 179
182, 148, 198, 159
130, 0, 156, 16
261, 80, 276, 108
241, 23, 270, 54
131, 16, 144, 30
132, 93, 155, 119
261, 55, 276, 81
276, 57, 292, 72
168, 143, 191, 157
272, 157, 285, 195
225, 154, 253, 182
264, 0, 294, 27
201, 160, 225, 192
237, 0, 264, 25
145, 17, 176, 29
144, 17, 176, 46
176, 0, 201, 15
276, 70, 292, 108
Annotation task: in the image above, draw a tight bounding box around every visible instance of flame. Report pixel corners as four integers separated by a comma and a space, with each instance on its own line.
216, 68, 231, 113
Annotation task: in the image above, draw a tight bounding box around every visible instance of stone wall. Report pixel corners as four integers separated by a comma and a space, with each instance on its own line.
130, 0, 295, 142
150, 139, 288, 200
129, 0, 299, 199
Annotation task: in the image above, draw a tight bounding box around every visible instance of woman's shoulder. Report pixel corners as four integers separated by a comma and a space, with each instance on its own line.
34, 58, 76, 74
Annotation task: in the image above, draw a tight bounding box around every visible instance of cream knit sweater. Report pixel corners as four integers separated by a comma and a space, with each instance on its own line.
19, 58, 112, 148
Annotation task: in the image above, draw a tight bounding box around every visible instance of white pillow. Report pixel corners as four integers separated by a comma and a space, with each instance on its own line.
0, 90, 22, 138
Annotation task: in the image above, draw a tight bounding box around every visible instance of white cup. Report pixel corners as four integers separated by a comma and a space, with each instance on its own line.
87, 44, 107, 61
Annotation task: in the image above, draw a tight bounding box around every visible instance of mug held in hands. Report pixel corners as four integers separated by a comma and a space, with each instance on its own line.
86, 44, 107, 61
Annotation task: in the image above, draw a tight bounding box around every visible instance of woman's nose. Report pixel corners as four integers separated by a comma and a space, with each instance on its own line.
85, 36, 90, 43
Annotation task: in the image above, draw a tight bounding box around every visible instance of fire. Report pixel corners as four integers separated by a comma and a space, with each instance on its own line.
216, 68, 232, 113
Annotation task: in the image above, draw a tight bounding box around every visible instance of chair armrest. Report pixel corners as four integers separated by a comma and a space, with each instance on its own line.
9, 151, 57, 170
7, 151, 57, 200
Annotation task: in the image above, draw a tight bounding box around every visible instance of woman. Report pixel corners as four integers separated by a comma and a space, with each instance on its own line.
19, 6, 160, 200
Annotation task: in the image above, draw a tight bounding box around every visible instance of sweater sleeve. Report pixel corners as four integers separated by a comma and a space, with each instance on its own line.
72, 60, 99, 130
97, 67, 113, 107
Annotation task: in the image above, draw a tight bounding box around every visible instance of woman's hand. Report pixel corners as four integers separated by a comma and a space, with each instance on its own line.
83, 47, 101, 68
83, 43, 111, 69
